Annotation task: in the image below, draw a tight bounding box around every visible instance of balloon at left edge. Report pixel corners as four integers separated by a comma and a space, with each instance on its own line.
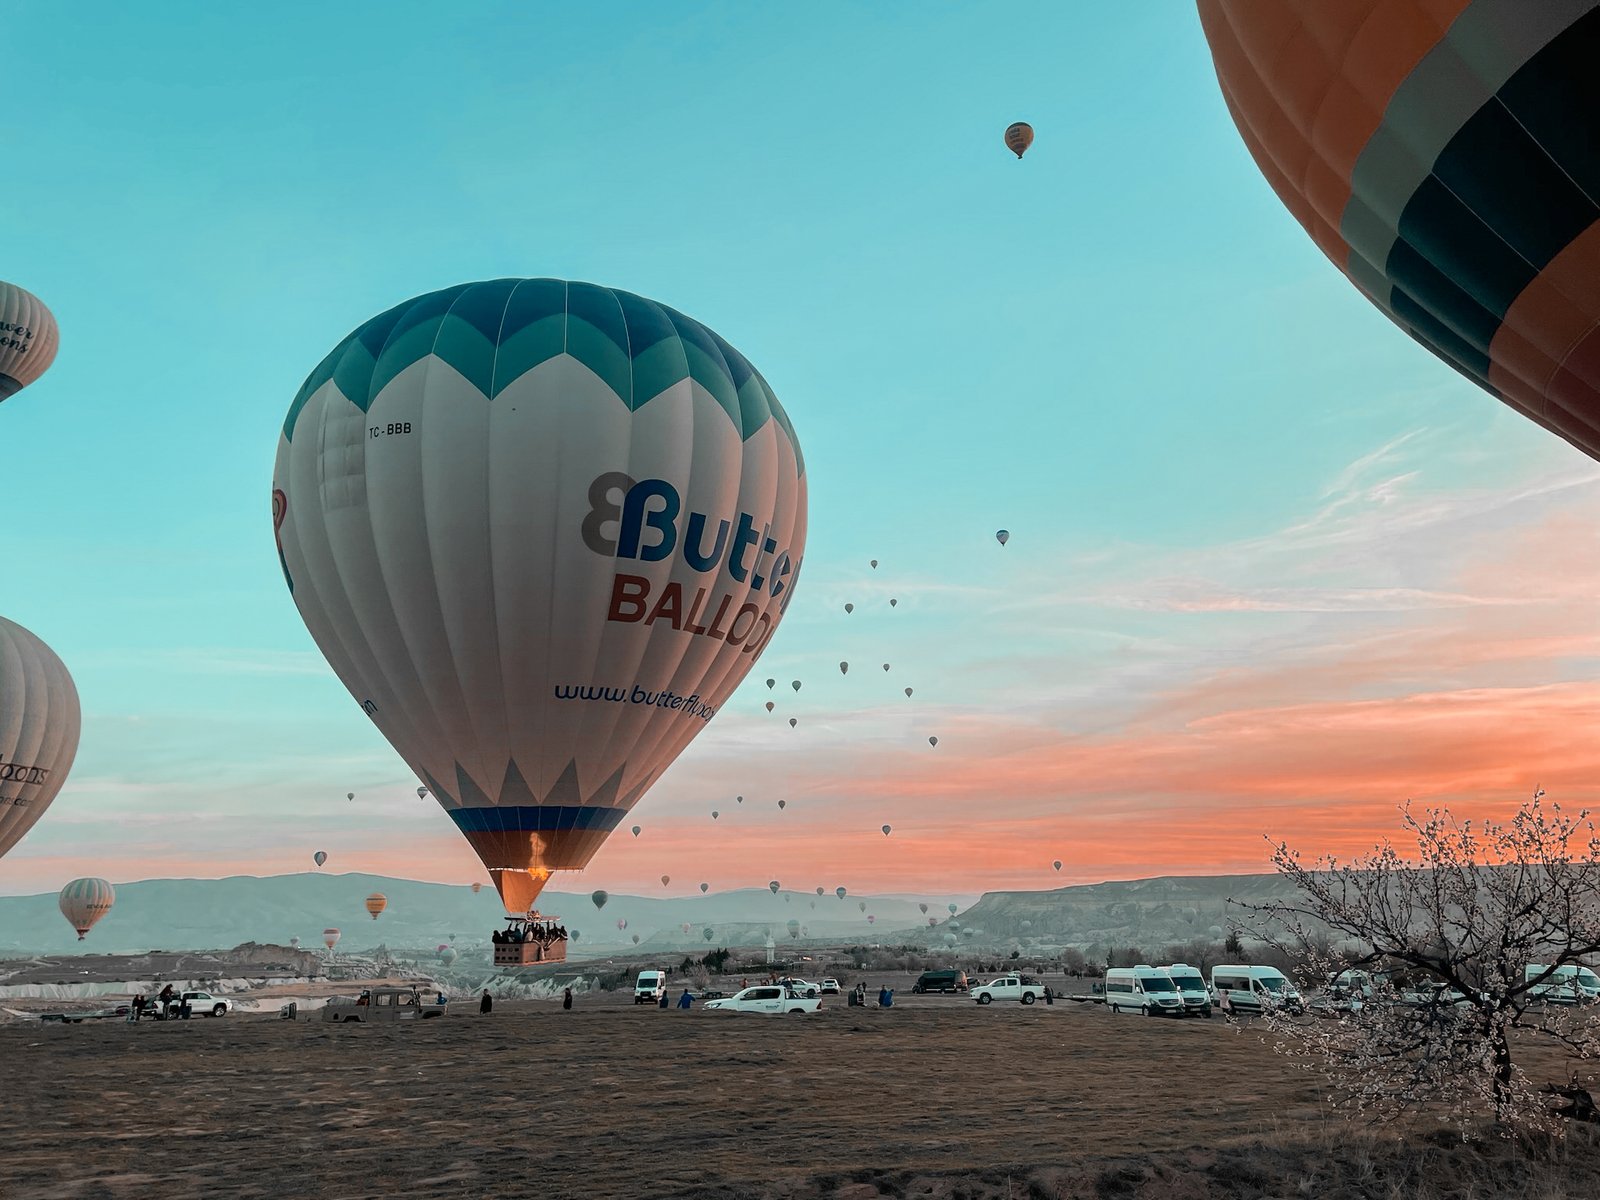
0, 282, 60, 404
59, 877, 113, 940
0, 616, 82, 864
272, 279, 808, 917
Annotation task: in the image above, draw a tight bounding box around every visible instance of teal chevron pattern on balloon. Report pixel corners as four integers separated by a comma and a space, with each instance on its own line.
283, 278, 802, 470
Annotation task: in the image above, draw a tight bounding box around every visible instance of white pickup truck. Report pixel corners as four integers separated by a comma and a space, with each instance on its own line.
971, 976, 1047, 1005
703, 985, 822, 1015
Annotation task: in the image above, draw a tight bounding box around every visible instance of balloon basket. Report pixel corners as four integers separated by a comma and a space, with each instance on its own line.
492, 913, 568, 966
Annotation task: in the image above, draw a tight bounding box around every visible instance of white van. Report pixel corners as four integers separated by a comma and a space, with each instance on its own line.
1104, 965, 1186, 1017
1525, 963, 1600, 1005
1161, 963, 1212, 1017
1211, 964, 1301, 1014
633, 970, 666, 1005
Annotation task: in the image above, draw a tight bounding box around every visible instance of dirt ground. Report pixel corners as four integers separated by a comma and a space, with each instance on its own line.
8, 989, 1600, 1199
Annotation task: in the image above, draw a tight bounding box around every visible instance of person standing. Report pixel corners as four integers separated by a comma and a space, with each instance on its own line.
479, 989, 493, 1015
562, 986, 573, 1011
677, 987, 693, 1009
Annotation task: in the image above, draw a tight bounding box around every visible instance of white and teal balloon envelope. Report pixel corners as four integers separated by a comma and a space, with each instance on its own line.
273, 280, 807, 915
0, 282, 59, 403
0, 616, 81, 862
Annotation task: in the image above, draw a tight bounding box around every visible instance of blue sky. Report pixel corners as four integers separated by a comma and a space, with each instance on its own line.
3, 3, 1594, 899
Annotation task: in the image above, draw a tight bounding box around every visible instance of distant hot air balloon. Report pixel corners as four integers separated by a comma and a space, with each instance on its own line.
881, 824, 892, 836
869, 559, 878, 569
58, 878, 113, 940
1053, 860, 1062, 872
682, 922, 693, 934
839, 661, 850, 676
471, 882, 483, 894
766, 678, 776, 689
904, 687, 912, 697
995, 529, 1010, 546
273, 280, 807, 919
765, 701, 774, 712
631, 933, 640, 945
791, 680, 802, 693
777, 799, 786, 810
1021, 919, 1033, 931
703, 927, 715, 941
592, 890, 609, 910
365, 893, 387, 920
313, 851, 327, 869
0, 282, 60, 404
788, 718, 797, 728
290, 936, 302, 948
436, 943, 449, 953
346, 793, 354, 802
700, 882, 709, 893
769, 880, 780, 894
837, 887, 847, 899
570, 929, 581, 942
858, 901, 867, 912
889, 599, 897, 608
815, 887, 824, 896
631, 825, 641, 837
323, 928, 341, 951
928, 736, 938, 747
661, 874, 670, 887
948, 903, 958, 915
0, 617, 81, 866
844, 603, 853, 613
1003, 122, 1034, 160
786, 919, 800, 939
867, 914, 876, 925
928, 917, 937, 927
441, 947, 458, 966
1197, 3, 1600, 466
712, 810, 720, 820
617, 918, 628, 931
736, 795, 743, 804
919, 903, 928, 914
882, 663, 890, 672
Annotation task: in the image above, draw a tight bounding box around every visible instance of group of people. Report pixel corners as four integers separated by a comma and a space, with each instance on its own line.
124, 984, 183, 1022
847, 983, 895, 1008
491, 921, 567, 946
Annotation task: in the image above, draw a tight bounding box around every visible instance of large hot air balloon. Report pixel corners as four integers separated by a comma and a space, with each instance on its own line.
1003, 122, 1034, 160
365, 892, 387, 920
58, 878, 113, 940
1198, 2, 1600, 463
0, 282, 60, 403
323, 927, 341, 951
273, 280, 807, 917
0, 617, 81, 864
313, 851, 327, 869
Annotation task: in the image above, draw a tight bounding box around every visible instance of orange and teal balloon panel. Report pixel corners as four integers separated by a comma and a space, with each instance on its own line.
1199, 1, 1600, 459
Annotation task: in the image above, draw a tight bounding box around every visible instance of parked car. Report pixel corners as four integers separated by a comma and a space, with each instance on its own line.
911, 969, 969, 994
322, 986, 441, 1022
776, 976, 820, 998
160, 990, 231, 1018
1526, 963, 1600, 1005
1210, 965, 1302, 1015
703, 985, 822, 1014
819, 978, 842, 995
970, 975, 1047, 1005
1105, 966, 1186, 1017
634, 970, 667, 1005
1160, 963, 1213, 1017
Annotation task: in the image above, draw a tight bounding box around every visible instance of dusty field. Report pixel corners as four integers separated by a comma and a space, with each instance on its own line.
7, 989, 1600, 1199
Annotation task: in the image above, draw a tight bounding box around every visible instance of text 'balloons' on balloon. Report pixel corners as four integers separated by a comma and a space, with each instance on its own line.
313, 851, 327, 869
0, 618, 84, 866
1003, 122, 1034, 159
995, 529, 1010, 546
0, 282, 61, 404
592, 890, 609, 910
365, 893, 387, 920
58, 878, 114, 940
272, 279, 808, 919
1196, 5, 1600, 466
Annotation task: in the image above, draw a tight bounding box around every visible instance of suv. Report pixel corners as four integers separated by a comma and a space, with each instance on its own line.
158, 991, 231, 1018
819, 978, 841, 995
777, 977, 819, 998
911, 969, 969, 994
634, 970, 667, 1004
